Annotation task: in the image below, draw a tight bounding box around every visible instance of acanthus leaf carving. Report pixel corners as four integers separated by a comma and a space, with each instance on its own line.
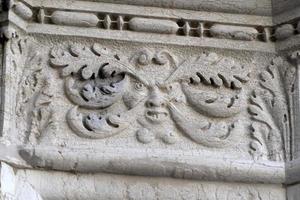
249, 92, 284, 161
168, 103, 244, 148
64, 75, 127, 109
181, 82, 246, 118
248, 57, 290, 161
50, 44, 132, 109
166, 52, 250, 89
49, 45, 253, 150
10, 37, 55, 144
249, 122, 268, 161
50, 43, 134, 78
50, 44, 140, 139
67, 106, 134, 139
30, 75, 56, 142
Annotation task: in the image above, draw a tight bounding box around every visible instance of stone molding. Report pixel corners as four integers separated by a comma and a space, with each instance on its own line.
0, 37, 293, 184
1, 1, 300, 199
1, 0, 300, 52
0, 163, 286, 200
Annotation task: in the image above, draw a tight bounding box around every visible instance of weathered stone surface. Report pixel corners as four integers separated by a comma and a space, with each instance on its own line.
89, 0, 273, 16
0, 163, 286, 200
0, 0, 300, 199
51, 11, 99, 27
287, 183, 300, 200
129, 18, 179, 34
210, 24, 258, 41
297, 21, 300, 33
13, 2, 33, 20
274, 24, 295, 41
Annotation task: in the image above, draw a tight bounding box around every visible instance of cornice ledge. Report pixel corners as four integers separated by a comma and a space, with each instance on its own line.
5, 0, 277, 52
4, 0, 300, 52
72, 0, 273, 16
11, 145, 286, 184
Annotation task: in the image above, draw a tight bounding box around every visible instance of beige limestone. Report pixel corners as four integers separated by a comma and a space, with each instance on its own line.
0, 0, 300, 199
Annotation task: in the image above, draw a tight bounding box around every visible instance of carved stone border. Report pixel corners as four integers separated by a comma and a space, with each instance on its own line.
13, 145, 284, 184
2, 0, 299, 52
11, 1, 300, 41
1, 162, 286, 200
0, 142, 285, 184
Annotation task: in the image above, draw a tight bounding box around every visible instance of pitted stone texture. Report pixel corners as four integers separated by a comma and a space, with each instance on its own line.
87, 0, 273, 15
0, 163, 286, 200
1, 0, 300, 199
0, 34, 291, 183
287, 183, 300, 200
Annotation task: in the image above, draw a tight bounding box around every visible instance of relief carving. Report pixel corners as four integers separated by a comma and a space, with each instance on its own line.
165, 53, 248, 147
12, 2, 33, 21
2, 1, 300, 197
50, 44, 137, 139
5, 40, 289, 162
248, 57, 291, 161
49, 45, 253, 148
30, 75, 55, 142
10, 38, 55, 144
50, 44, 129, 109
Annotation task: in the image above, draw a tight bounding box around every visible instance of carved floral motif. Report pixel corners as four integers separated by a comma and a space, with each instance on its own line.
248, 57, 291, 161
49, 44, 253, 148
45, 43, 297, 163
5, 38, 292, 163
10, 38, 55, 144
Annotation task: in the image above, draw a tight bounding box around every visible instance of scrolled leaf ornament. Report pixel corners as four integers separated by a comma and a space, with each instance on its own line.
50, 44, 133, 109
50, 46, 250, 149
168, 103, 244, 148
67, 106, 136, 139
50, 44, 137, 139
248, 57, 290, 161
181, 82, 246, 118
166, 52, 250, 89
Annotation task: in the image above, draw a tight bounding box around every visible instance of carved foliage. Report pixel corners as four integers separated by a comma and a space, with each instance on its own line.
10, 38, 54, 144
249, 93, 283, 161
44, 44, 288, 161
181, 83, 246, 118
47, 43, 294, 161
49, 45, 252, 149
166, 53, 250, 89
29, 76, 55, 142
168, 103, 244, 148
50, 44, 136, 139
248, 57, 289, 161
164, 53, 249, 147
